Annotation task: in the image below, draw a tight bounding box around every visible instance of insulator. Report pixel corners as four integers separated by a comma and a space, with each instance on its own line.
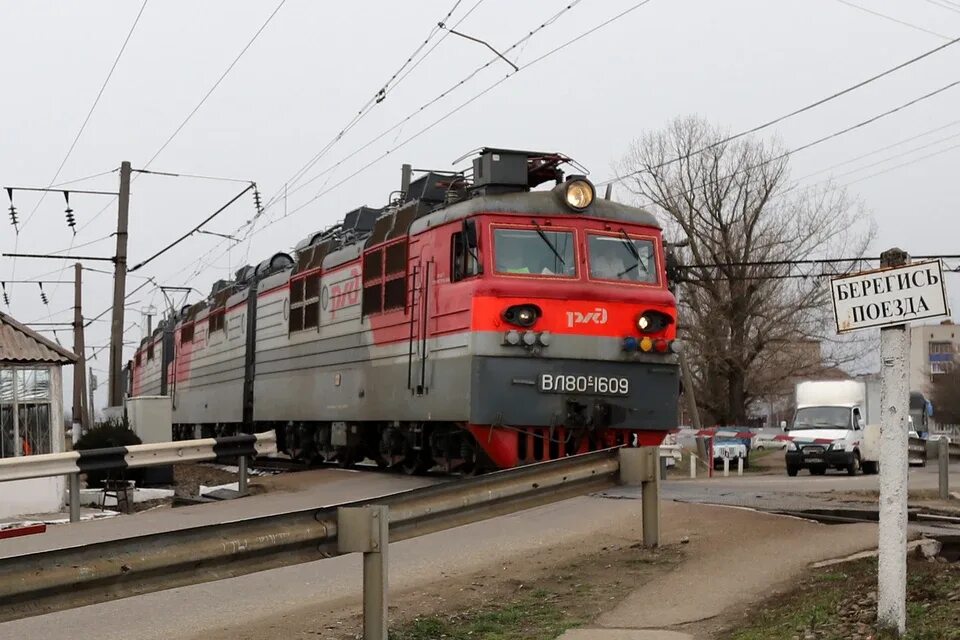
38, 282, 49, 305
252, 185, 263, 214
63, 191, 75, 232
5, 188, 16, 229
1, 282, 9, 307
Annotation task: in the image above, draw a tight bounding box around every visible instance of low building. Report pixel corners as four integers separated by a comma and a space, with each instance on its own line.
0, 311, 77, 519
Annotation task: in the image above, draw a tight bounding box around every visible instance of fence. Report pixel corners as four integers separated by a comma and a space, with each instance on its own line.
0, 433, 277, 521
0, 445, 660, 636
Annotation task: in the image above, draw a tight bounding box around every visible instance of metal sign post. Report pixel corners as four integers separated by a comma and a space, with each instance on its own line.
830, 249, 949, 637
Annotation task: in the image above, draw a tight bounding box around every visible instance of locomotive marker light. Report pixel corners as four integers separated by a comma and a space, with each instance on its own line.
829, 251, 949, 637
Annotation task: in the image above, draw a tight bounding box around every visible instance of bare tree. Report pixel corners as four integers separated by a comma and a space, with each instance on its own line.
616, 116, 874, 425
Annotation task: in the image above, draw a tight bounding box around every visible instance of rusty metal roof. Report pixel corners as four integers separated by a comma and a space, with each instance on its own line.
0, 311, 78, 365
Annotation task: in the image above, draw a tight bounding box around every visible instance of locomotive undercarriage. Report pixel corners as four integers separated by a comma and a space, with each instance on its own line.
173, 421, 484, 475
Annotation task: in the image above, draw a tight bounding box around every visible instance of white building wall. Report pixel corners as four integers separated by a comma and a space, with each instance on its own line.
909, 321, 958, 396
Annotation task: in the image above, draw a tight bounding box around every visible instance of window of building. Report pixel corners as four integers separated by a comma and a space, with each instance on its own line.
451, 232, 479, 282
1, 368, 53, 458
929, 341, 953, 355
289, 273, 321, 332
493, 228, 575, 277
587, 233, 658, 284
931, 361, 954, 375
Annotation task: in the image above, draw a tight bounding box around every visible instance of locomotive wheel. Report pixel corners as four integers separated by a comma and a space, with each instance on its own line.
336, 447, 356, 469
402, 450, 431, 475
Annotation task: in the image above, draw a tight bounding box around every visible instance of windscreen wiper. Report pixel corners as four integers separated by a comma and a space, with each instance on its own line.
616, 227, 647, 277
531, 220, 565, 266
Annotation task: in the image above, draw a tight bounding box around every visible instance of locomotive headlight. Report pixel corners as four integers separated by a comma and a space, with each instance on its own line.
564, 179, 594, 210
636, 310, 672, 334
503, 304, 540, 328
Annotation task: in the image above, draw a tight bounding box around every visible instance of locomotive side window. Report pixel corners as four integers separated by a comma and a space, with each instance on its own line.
135, 352, 142, 367
147, 344, 155, 361
587, 233, 657, 284
493, 228, 575, 277
451, 232, 479, 282
180, 324, 194, 345
208, 310, 225, 333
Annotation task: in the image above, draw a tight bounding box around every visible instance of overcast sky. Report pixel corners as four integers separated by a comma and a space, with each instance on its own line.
2, 0, 959, 414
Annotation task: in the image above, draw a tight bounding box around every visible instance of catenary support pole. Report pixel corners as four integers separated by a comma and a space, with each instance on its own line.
72, 263, 89, 431
939, 438, 950, 501
108, 161, 131, 408
68, 472, 80, 523
877, 247, 910, 637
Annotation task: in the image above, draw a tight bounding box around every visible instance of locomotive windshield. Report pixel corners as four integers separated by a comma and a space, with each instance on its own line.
588, 233, 657, 283
493, 228, 575, 277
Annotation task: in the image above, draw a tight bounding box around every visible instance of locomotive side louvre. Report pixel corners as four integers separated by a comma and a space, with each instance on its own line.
127, 149, 681, 472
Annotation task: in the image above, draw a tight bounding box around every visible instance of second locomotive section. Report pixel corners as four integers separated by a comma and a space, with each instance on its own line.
128, 148, 679, 472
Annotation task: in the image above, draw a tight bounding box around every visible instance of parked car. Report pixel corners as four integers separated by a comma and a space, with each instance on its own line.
712, 438, 749, 470
752, 431, 789, 450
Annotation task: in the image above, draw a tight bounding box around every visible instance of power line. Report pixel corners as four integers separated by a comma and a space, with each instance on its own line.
128, 183, 255, 272
623, 78, 960, 209
76, 0, 286, 234
267, 0, 474, 205
840, 138, 960, 186
157, 0, 642, 290
920, 0, 960, 16
603, 32, 960, 185
834, 0, 952, 40
18, 0, 149, 232
255, 0, 616, 233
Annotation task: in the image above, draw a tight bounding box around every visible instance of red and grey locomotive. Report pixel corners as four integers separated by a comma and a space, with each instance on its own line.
129, 148, 679, 472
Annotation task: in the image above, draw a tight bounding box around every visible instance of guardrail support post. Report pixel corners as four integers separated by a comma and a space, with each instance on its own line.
939, 438, 950, 501
689, 453, 697, 479
723, 458, 730, 478
68, 473, 80, 523
338, 505, 389, 640
238, 455, 249, 495
737, 457, 744, 477
619, 447, 660, 547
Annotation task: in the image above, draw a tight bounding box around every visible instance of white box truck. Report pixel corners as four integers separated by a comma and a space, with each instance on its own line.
784, 379, 881, 476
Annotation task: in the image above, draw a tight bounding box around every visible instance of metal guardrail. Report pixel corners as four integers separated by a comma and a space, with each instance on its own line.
0, 433, 277, 522
908, 435, 927, 466
0, 446, 660, 625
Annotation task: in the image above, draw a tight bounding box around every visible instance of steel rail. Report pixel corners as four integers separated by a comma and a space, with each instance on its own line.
0, 447, 623, 623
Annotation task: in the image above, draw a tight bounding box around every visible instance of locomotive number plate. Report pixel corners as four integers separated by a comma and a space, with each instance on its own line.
537, 374, 629, 396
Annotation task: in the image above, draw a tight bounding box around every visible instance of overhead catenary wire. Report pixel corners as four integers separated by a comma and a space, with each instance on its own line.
154, 0, 648, 291
602, 33, 960, 186
76, 0, 287, 234
18, 0, 149, 232
834, 0, 953, 40
620, 78, 960, 209
127, 183, 256, 272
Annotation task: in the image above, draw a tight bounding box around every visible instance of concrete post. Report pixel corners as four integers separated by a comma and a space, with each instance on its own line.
238, 455, 249, 495
338, 505, 389, 640
737, 456, 744, 477
68, 473, 80, 523
108, 161, 131, 408
877, 247, 910, 637
689, 453, 697, 479
939, 438, 950, 501
642, 447, 660, 548
618, 447, 660, 547
723, 457, 730, 477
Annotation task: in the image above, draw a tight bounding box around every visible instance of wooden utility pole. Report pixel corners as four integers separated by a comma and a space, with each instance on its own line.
72, 263, 89, 431
108, 161, 131, 408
